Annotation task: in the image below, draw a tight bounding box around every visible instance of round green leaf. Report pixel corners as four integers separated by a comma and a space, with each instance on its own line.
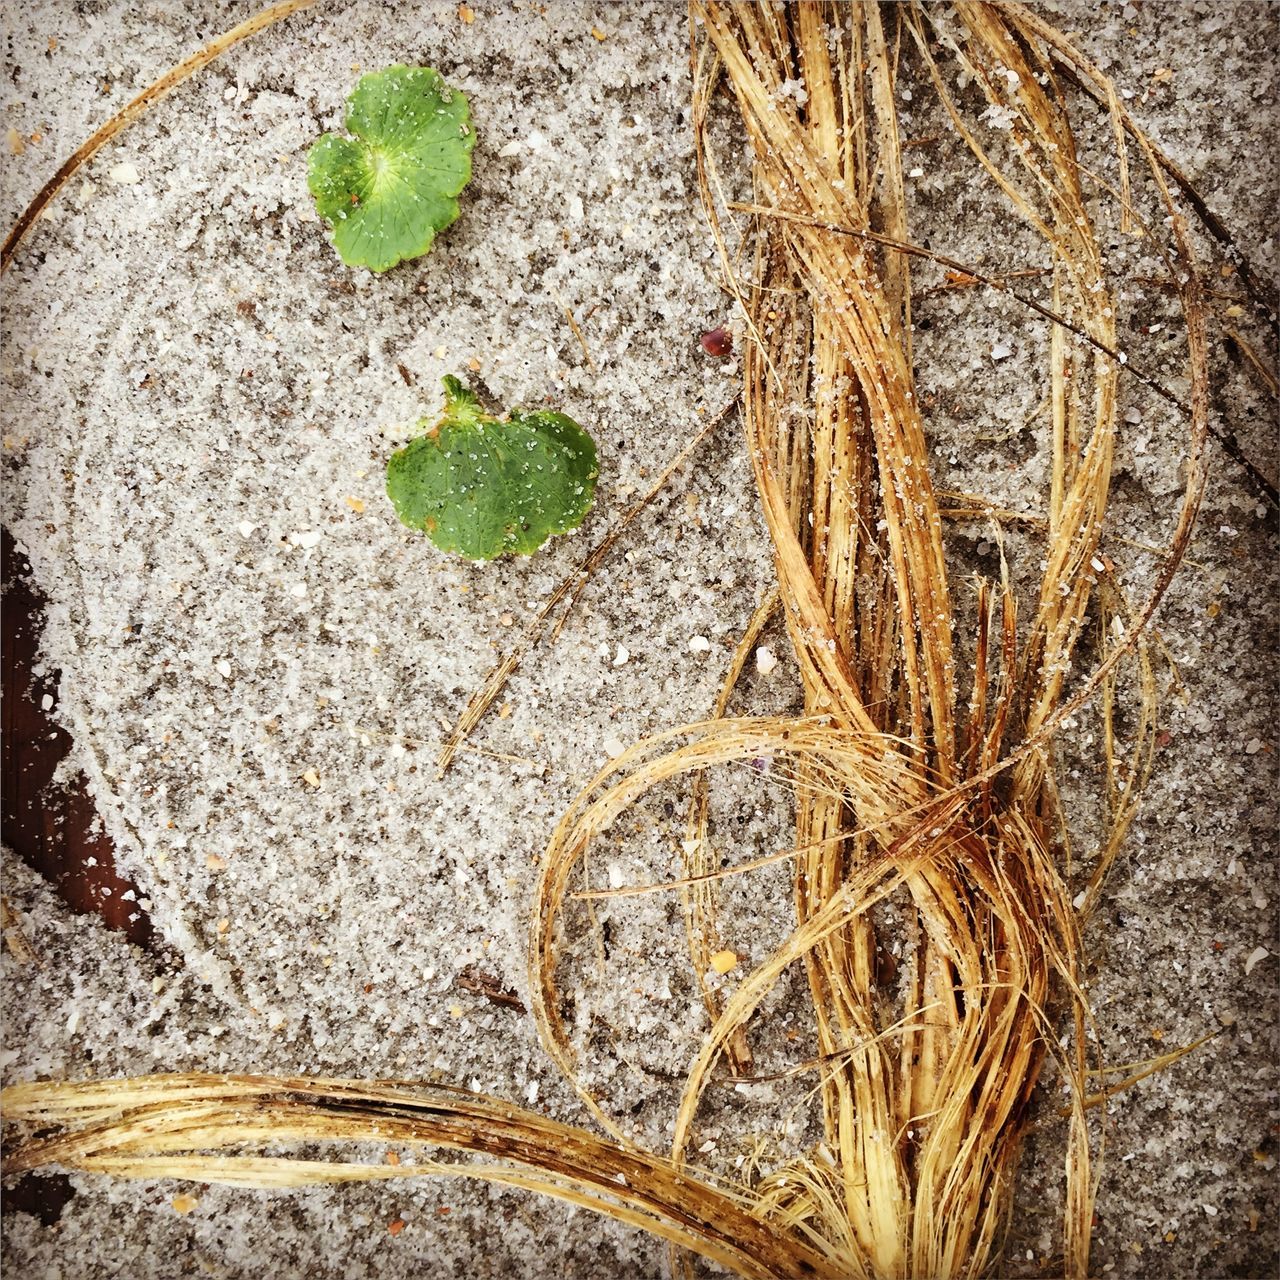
307, 66, 474, 272
387, 378, 599, 560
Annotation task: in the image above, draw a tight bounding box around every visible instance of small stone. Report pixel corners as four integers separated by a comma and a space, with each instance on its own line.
216, 659, 232, 678
613, 645, 630, 667
1244, 946, 1269, 975
603, 734, 625, 759
710, 949, 738, 975
237, 520, 257, 537
108, 161, 141, 185
755, 645, 778, 675
171, 1194, 199, 1214
688, 635, 711, 654
302, 769, 321, 788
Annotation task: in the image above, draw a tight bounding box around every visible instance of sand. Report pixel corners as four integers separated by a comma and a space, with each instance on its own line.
2, 2, 1276, 1276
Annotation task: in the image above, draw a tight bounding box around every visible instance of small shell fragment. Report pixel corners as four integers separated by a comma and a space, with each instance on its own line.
1244, 946, 1269, 975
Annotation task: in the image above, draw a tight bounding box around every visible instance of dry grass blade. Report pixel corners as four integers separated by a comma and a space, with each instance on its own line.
1, 1074, 843, 1280
532, 3, 1213, 1277
1, 0, 320, 272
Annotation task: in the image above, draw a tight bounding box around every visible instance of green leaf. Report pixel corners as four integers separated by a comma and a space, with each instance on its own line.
386, 378, 599, 560
307, 65, 474, 272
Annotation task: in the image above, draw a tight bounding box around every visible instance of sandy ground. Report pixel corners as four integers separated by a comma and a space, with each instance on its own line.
2, 2, 1276, 1277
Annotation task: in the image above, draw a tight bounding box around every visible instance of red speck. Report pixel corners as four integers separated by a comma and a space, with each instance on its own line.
1155, 730, 1173, 749
388, 1219, 406, 1236
700, 327, 732, 357
437, 1206, 452, 1216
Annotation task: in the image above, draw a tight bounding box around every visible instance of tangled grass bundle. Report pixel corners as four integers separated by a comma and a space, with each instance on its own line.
4, 4, 1231, 1278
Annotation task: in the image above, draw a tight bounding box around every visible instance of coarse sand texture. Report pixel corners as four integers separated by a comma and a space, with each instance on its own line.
2, 3, 1277, 1278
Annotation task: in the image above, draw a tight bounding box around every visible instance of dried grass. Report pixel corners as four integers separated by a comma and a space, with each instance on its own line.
3, 4, 1232, 1278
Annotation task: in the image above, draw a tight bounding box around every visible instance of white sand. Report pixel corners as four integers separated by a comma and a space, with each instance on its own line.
3, 2, 1276, 1276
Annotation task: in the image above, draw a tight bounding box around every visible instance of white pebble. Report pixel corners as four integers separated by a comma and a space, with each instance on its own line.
293, 530, 322, 549
613, 645, 630, 667
755, 645, 778, 675
289, 582, 307, 598
688, 635, 711, 654
1244, 946, 1269, 975
237, 521, 257, 538
603, 734, 625, 759
216, 659, 232, 678
108, 162, 141, 185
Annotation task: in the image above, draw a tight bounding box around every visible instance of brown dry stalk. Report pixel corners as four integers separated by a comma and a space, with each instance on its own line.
1, 0, 320, 273
4, 5, 1227, 1279
1, 1074, 841, 1280
532, 3, 1210, 1277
